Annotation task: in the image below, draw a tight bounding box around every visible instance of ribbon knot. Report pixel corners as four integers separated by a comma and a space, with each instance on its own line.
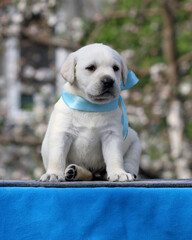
62, 70, 139, 140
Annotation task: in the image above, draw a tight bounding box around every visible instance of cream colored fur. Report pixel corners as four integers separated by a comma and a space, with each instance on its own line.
40, 44, 141, 182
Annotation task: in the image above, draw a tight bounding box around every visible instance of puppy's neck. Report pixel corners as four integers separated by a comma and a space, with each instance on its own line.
64, 82, 85, 99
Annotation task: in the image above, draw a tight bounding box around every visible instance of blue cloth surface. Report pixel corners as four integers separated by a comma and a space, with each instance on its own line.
1, 187, 192, 240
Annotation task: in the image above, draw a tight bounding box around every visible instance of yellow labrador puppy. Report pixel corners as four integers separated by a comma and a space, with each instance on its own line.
40, 44, 141, 182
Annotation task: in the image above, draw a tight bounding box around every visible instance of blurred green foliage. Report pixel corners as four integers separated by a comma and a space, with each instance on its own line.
84, 0, 192, 68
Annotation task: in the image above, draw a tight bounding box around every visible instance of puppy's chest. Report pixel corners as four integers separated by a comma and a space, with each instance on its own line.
68, 113, 103, 166
70, 110, 122, 140
72, 113, 103, 142
69, 112, 113, 153
72, 111, 108, 132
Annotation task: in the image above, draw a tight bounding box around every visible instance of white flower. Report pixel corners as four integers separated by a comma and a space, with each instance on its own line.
179, 82, 191, 96
12, 13, 23, 24
150, 63, 167, 82
22, 65, 35, 79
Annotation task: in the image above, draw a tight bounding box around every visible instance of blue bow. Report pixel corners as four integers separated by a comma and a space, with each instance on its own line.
62, 70, 139, 140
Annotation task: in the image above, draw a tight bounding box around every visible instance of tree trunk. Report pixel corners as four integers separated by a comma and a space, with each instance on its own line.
161, 0, 184, 160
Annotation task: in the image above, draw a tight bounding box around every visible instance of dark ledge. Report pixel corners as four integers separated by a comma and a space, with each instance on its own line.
0, 179, 192, 188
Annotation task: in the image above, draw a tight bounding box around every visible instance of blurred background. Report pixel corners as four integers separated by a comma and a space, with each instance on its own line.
0, 0, 191, 180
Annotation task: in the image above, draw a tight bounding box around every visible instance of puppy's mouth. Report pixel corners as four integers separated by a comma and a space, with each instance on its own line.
88, 90, 116, 103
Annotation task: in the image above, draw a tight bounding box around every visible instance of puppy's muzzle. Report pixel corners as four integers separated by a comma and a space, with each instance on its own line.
101, 77, 114, 90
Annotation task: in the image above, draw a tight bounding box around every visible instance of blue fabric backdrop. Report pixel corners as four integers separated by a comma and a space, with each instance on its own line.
1, 187, 192, 240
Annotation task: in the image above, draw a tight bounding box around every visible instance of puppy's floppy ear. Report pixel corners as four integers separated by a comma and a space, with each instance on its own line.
60, 52, 76, 84
120, 56, 128, 87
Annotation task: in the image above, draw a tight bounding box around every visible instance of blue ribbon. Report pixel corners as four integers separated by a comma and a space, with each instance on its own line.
62, 89, 119, 112
121, 70, 139, 90
62, 70, 139, 140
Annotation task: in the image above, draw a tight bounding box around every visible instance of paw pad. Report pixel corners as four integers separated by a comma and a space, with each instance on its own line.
65, 165, 77, 181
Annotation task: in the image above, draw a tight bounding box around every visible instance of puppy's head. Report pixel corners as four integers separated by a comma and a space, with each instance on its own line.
61, 43, 128, 104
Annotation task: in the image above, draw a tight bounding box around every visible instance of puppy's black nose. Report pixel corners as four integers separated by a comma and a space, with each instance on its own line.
101, 78, 114, 89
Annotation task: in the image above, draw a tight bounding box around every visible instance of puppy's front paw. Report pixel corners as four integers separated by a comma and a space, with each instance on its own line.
40, 173, 65, 182
108, 171, 135, 182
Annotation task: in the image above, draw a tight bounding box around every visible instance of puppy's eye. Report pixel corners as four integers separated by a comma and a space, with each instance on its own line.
113, 65, 119, 72
86, 65, 96, 72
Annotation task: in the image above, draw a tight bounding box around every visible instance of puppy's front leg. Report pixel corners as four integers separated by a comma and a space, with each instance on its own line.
102, 133, 133, 182
40, 133, 73, 182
